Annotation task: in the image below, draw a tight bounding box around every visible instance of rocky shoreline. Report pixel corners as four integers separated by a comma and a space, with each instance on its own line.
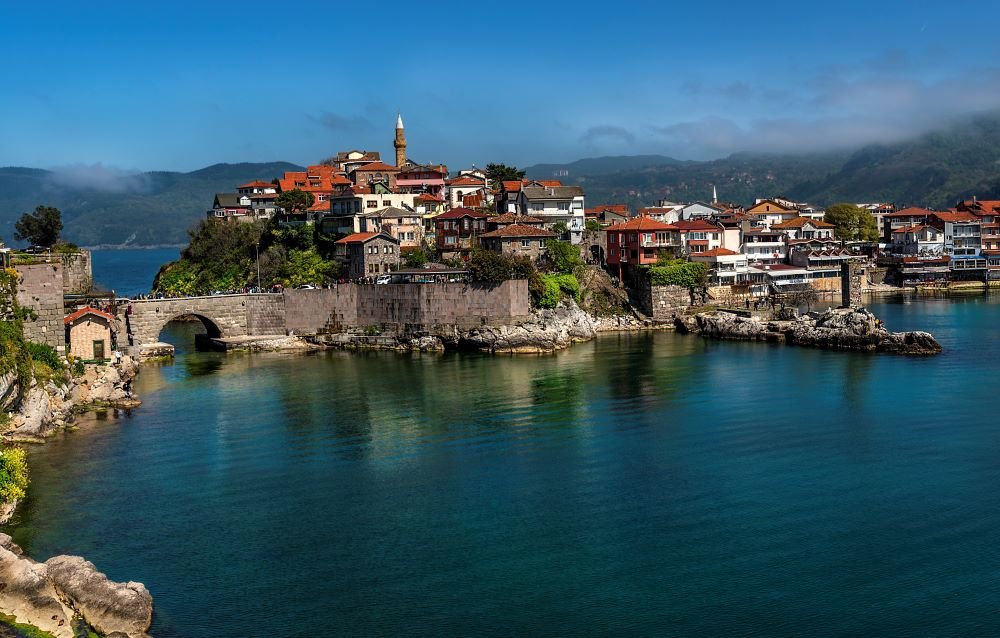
0, 534, 152, 638
675, 306, 942, 355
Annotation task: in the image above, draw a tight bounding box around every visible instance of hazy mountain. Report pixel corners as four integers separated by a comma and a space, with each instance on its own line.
525, 113, 1000, 209
0, 162, 303, 247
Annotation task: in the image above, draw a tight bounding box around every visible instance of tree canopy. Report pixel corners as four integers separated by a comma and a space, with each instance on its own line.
824, 203, 879, 242
13, 205, 63, 247
275, 189, 315, 213
546, 240, 582, 273
485, 163, 525, 186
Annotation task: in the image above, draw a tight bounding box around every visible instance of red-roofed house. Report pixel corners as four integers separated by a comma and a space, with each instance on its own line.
585, 204, 630, 227
606, 217, 680, 269
237, 181, 278, 195
446, 175, 488, 209
957, 199, 1000, 254
929, 212, 983, 269
334, 232, 400, 279
673, 219, 726, 255
434, 208, 489, 252
883, 207, 935, 241
64, 307, 115, 361
479, 224, 557, 264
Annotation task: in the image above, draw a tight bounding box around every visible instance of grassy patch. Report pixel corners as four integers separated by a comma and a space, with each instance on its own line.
0, 612, 58, 638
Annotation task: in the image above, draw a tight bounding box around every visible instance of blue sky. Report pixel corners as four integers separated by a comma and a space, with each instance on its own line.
2, 0, 1000, 175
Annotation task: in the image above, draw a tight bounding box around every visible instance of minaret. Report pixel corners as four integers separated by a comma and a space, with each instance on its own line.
712, 184, 718, 204
394, 112, 407, 167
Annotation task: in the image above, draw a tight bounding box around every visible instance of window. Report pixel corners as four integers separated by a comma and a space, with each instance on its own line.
367, 200, 377, 208
521, 239, 531, 248
445, 236, 456, 245
318, 194, 328, 201
532, 203, 544, 211
383, 201, 391, 207
558, 202, 570, 211
463, 219, 470, 230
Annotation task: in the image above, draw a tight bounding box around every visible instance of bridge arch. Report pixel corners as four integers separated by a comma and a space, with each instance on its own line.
125, 295, 254, 347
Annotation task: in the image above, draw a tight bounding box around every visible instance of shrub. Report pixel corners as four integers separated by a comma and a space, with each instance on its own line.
585, 219, 601, 232
533, 273, 581, 309
648, 260, 708, 289
403, 248, 428, 268
0, 446, 29, 503
24, 342, 64, 372
535, 276, 562, 309
546, 240, 582, 273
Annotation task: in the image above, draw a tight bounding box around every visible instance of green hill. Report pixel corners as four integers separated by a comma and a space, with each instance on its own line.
0, 162, 303, 247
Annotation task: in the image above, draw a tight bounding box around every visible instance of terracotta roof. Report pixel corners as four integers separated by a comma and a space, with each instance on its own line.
886, 207, 935, 218
771, 216, 834, 229
931, 211, 979, 223
238, 180, 275, 189
525, 179, 563, 188
696, 247, 740, 257
335, 232, 396, 244
480, 224, 558, 239
415, 193, 445, 202
893, 225, 929, 233
585, 204, 629, 215
491, 213, 545, 224
447, 176, 486, 187
605, 217, 677, 232
673, 219, 719, 231
502, 180, 522, 192
353, 162, 399, 173
434, 207, 489, 220
64, 306, 114, 325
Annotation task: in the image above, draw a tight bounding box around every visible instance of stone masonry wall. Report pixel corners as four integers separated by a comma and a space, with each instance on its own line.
634, 279, 692, 322
61, 251, 93, 294
283, 280, 530, 337
245, 294, 287, 335
15, 263, 66, 353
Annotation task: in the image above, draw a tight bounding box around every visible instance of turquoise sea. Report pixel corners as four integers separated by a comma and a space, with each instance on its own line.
8, 251, 1000, 636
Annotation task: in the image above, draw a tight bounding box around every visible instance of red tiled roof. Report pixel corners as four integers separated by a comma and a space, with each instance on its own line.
931, 211, 978, 223
502, 180, 522, 192
771, 216, 834, 229
886, 207, 935, 218
893, 225, 929, 233
64, 306, 114, 325
238, 180, 274, 189
696, 247, 740, 257
434, 207, 489, 220
335, 232, 388, 244
605, 217, 677, 232
415, 193, 445, 202
526, 179, 563, 188
480, 224, 558, 239
353, 162, 399, 173
586, 204, 629, 214
673, 220, 719, 231
491, 213, 545, 224
447, 176, 486, 187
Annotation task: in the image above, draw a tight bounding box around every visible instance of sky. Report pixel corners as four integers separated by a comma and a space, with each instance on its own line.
2, 0, 1000, 178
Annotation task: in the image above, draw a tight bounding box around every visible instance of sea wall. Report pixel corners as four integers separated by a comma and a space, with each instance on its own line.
14, 263, 66, 354
284, 281, 531, 336
635, 283, 693, 322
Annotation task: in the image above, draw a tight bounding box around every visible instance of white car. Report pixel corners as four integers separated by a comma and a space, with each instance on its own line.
296, 284, 316, 290
375, 275, 392, 285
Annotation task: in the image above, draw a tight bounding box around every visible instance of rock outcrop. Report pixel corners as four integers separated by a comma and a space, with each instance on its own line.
677, 307, 941, 355
0, 534, 152, 638
6, 357, 141, 440
454, 301, 598, 353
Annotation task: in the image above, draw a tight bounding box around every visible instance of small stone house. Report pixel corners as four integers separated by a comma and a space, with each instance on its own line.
334, 232, 401, 279
64, 307, 114, 361
479, 224, 557, 264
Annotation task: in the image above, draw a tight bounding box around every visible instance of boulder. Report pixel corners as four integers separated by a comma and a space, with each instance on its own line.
0, 534, 152, 638
458, 301, 598, 353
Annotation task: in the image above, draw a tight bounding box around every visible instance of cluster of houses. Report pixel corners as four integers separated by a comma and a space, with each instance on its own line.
204, 114, 1000, 292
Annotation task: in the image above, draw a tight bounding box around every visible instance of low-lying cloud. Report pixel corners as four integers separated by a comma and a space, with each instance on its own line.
45, 164, 151, 193
580, 125, 635, 145
308, 111, 374, 132
653, 63, 1000, 157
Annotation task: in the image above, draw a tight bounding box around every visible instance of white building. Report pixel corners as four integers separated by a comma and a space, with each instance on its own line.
517, 185, 586, 244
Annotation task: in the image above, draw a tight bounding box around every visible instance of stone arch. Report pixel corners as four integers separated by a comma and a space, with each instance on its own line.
155, 313, 224, 343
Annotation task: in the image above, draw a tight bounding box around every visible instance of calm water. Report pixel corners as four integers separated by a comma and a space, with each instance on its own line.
90, 248, 179, 296
7, 295, 1000, 637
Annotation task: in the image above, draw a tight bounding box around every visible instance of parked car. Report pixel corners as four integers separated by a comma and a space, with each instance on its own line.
296, 284, 316, 290
375, 275, 392, 285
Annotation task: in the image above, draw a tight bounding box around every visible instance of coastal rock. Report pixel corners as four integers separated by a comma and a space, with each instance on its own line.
408, 336, 445, 352
46, 556, 153, 638
0, 371, 19, 413
457, 301, 598, 353
680, 307, 941, 355
0, 535, 152, 638
10, 385, 54, 436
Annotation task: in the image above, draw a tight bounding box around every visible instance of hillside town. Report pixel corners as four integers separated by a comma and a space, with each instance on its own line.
202, 115, 999, 300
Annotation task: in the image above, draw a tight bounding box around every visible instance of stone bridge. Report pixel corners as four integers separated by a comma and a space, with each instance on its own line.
123, 293, 286, 346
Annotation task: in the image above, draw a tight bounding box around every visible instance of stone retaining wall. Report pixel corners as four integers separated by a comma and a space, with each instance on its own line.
15, 263, 66, 353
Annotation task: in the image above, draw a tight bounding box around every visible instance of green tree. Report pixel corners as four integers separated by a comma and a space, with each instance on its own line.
546, 240, 582, 273
13, 205, 63, 247
585, 219, 602, 232
403, 247, 428, 268
485, 163, 526, 186
824, 203, 879, 242
275, 189, 315, 214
